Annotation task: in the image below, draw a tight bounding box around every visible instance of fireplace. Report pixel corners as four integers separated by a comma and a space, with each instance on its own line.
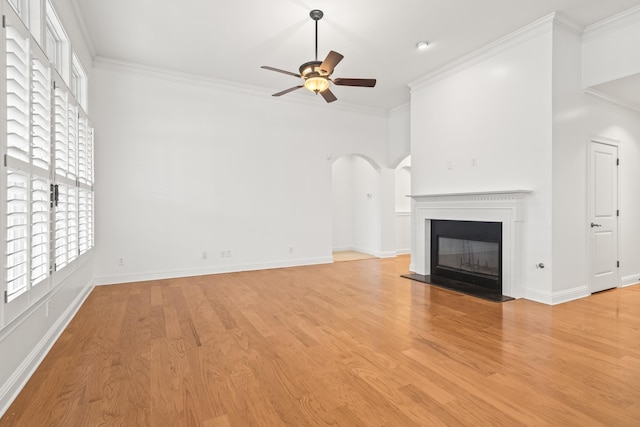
406, 190, 530, 300
430, 220, 502, 292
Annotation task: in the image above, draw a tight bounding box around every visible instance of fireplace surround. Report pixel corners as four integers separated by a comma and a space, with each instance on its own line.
409, 191, 530, 299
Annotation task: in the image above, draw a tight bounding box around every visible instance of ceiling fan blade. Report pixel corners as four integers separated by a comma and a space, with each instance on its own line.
320, 51, 344, 74
333, 78, 377, 87
320, 88, 337, 103
272, 85, 304, 97
261, 66, 301, 78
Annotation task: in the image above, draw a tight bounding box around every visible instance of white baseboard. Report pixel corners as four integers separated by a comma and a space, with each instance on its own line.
395, 248, 411, 255
0, 281, 94, 418
524, 285, 589, 305
94, 256, 334, 286
376, 251, 397, 259
621, 274, 640, 287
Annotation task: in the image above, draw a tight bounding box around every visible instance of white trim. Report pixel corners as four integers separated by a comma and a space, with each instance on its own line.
376, 251, 397, 259
94, 256, 334, 286
553, 13, 583, 35
585, 89, 640, 114
525, 285, 589, 306
582, 4, 640, 42
409, 13, 556, 91
0, 279, 94, 418
93, 57, 389, 118
621, 274, 640, 287
389, 103, 410, 117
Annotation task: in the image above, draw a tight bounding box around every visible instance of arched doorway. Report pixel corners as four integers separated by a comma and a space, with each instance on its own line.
331, 154, 380, 262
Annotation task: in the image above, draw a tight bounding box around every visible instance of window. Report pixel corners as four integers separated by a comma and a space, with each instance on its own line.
71, 53, 87, 110
7, 0, 28, 27
2, 4, 94, 326
44, 1, 69, 82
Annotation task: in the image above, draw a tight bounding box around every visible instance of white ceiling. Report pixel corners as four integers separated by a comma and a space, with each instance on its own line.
76, 0, 640, 111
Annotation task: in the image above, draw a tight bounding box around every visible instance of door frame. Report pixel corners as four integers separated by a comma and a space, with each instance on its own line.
587, 137, 620, 293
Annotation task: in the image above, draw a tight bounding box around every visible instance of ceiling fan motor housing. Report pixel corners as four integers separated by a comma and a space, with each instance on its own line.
299, 61, 330, 78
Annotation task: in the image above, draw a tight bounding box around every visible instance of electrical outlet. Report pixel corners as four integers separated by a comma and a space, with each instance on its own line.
471, 158, 477, 166
289, 246, 294, 254
202, 251, 208, 259
118, 257, 124, 266
226, 250, 232, 258
220, 251, 226, 258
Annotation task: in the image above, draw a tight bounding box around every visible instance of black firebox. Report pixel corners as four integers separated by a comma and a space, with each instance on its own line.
430, 220, 502, 292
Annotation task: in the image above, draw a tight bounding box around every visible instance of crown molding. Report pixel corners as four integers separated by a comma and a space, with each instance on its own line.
92, 57, 389, 117
585, 88, 640, 114
583, 5, 640, 42
553, 12, 583, 35
389, 102, 410, 117
409, 13, 557, 91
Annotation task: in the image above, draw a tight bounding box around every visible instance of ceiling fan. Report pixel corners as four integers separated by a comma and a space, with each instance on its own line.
261, 9, 376, 103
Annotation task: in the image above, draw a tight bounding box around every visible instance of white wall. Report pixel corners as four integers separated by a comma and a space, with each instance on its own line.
395, 157, 411, 253
331, 156, 355, 251
388, 104, 410, 167
410, 19, 554, 301
91, 62, 389, 284
582, 7, 640, 88
551, 23, 589, 299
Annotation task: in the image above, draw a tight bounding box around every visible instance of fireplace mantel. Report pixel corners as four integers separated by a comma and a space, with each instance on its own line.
409, 190, 531, 298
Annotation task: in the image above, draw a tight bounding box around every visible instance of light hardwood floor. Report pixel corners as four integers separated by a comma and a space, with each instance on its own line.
1, 256, 639, 426
332, 251, 376, 262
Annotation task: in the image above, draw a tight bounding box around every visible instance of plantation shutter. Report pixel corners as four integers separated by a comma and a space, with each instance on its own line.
30, 44, 51, 288
67, 102, 77, 181
5, 20, 29, 163
67, 185, 78, 264
5, 171, 28, 301
4, 13, 30, 302
54, 181, 68, 270
53, 81, 68, 178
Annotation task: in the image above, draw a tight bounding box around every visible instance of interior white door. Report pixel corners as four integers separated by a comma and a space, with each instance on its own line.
589, 141, 619, 293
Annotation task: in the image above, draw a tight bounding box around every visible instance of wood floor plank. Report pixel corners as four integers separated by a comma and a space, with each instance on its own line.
2, 256, 640, 426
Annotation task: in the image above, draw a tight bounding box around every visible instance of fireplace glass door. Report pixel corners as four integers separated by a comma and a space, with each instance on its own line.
437, 237, 499, 278
431, 220, 502, 291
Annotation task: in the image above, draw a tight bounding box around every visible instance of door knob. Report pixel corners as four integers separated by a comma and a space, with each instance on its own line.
590, 222, 602, 228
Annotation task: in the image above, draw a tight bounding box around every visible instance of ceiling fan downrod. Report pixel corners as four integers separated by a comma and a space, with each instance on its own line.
310, 9, 323, 61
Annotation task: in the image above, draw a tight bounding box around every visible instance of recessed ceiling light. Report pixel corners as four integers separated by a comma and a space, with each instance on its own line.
416, 41, 430, 50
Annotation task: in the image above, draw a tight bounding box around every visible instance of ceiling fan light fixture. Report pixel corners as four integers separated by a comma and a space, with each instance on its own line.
304, 76, 330, 93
